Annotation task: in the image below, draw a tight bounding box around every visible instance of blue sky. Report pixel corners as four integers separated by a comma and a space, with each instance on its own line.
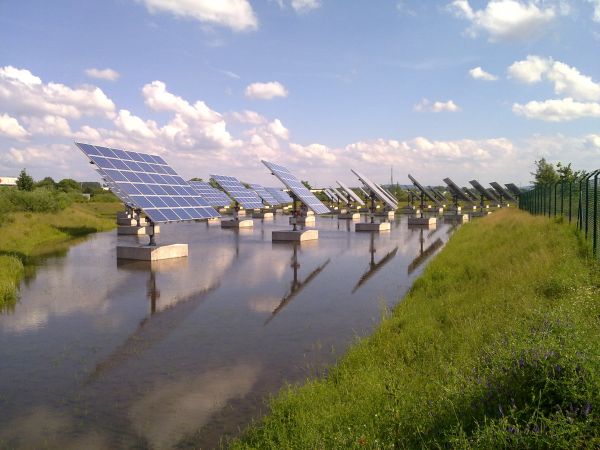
1, 0, 599, 187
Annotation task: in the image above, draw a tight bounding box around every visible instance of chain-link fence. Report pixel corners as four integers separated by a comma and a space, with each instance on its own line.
519, 170, 600, 257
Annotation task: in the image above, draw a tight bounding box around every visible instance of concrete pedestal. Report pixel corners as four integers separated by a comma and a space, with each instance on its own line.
117, 217, 147, 226
289, 216, 315, 225
235, 209, 247, 217
338, 212, 361, 220
221, 219, 253, 228
306, 210, 315, 216
117, 225, 160, 235
375, 210, 395, 219
117, 211, 132, 220
355, 222, 391, 232
472, 211, 492, 217
272, 229, 318, 242
116, 243, 188, 261
252, 212, 274, 219
446, 206, 462, 213
408, 217, 437, 226
444, 214, 469, 223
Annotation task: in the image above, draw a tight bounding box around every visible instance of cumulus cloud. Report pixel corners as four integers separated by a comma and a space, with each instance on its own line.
447, 0, 561, 42
228, 110, 267, 124
0, 66, 116, 119
0, 113, 28, 139
85, 68, 120, 81
414, 98, 461, 112
513, 98, 600, 121
291, 0, 321, 13
136, 0, 258, 31
590, 0, 600, 22
244, 81, 289, 100
469, 66, 498, 81
22, 115, 72, 136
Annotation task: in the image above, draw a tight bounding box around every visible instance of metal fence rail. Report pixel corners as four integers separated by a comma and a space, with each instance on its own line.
519, 171, 600, 257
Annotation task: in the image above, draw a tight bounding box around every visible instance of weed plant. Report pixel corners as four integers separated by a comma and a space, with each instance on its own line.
231, 209, 599, 449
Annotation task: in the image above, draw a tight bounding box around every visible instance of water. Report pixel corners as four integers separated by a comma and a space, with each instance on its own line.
0, 215, 454, 449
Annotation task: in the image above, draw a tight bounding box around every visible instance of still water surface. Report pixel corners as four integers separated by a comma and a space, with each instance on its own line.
0, 215, 454, 448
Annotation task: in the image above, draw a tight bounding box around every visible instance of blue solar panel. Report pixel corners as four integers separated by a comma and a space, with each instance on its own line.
265, 187, 293, 204
76, 143, 219, 223
351, 169, 398, 209
210, 175, 264, 209
189, 181, 232, 207
336, 181, 365, 205
250, 183, 279, 206
262, 161, 330, 215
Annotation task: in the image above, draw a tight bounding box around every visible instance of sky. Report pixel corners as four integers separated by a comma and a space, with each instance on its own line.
0, 0, 599, 187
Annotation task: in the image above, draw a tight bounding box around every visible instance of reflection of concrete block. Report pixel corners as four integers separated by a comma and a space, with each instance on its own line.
117, 225, 160, 235
355, 222, 391, 232
252, 212, 274, 219
272, 229, 319, 242
221, 219, 253, 228
408, 217, 437, 226
338, 213, 361, 220
117, 244, 188, 261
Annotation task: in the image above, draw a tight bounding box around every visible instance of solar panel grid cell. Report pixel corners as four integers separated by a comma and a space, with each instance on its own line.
337, 181, 366, 206
265, 187, 293, 204
189, 181, 232, 207
250, 184, 279, 206
210, 175, 264, 209
76, 143, 219, 223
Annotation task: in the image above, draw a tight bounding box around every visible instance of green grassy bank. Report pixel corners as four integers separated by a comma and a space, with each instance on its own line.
0, 202, 121, 311
232, 209, 599, 448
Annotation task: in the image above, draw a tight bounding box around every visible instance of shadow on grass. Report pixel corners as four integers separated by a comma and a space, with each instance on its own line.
53, 225, 100, 237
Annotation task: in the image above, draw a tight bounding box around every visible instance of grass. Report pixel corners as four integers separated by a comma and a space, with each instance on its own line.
0, 202, 121, 310
231, 208, 599, 449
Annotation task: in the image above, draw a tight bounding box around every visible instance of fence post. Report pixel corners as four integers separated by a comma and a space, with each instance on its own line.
594, 172, 599, 256
568, 180, 572, 223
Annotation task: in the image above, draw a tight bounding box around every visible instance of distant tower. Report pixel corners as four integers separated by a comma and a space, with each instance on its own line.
390, 165, 394, 186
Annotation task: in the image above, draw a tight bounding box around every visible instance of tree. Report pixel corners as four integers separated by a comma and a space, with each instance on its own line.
301, 180, 312, 190
16, 168, 34, 191
531, 158, 559, 186
556, 162, 586, 183
36, 176, 56, 190
57, 178, 81, 192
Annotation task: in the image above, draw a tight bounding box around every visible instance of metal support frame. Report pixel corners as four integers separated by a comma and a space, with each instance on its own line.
369, 191, 377, 223
148, 220, 157, 246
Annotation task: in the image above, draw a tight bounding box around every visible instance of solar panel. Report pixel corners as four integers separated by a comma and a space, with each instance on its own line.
329, 188, 343, 201
379, 186, 399, 206
189, 181, 231, 207
463, 187, 479, 201
265, 187, 293, 204
490, 182, 516, 201
429, 187, 447, 202
322, 189, 336, 201
76, 142, 219, 223
357, 187, 369, 198
210, 175, 264, 209
336, 181, 365, 206
331, 187, 346, 201
443, 177, 472, 202
250, 183, 279, 206
408, 174, 442, 207
505, 183, 522, 196
469, 180, 499, 201
351, 169, 398, 209
262, 161, 330, 215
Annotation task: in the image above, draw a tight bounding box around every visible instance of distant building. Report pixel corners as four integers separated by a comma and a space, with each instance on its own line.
0, 177, 17, 186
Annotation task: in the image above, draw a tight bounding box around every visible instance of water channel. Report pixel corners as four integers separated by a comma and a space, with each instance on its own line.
0, 215, 454, 449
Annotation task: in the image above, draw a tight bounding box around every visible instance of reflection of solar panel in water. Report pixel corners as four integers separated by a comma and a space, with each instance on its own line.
490, 182, 516, 201
505, 183, 522, 196
408, 174, 442, 207
469, 180, 499, 201
210, 175, 264, 209
76, 143, 219, 223
336, 180, 365, 205
443, 177, 472, 202
250, 183, 279, 206
189, 181, 231, 207
265, 187, 293, 204
262, 161, 330, 214
351, 169, 398, 209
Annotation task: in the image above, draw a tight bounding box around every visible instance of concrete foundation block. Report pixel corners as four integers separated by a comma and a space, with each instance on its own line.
272, 229, 319, 242
289, 216, 316, 225
408, 217, 437, 226
116, 243, 188, 261
117, 217, 147, 226
305, 210, 315, 216
338, 212, 361, 220
355, 222, 391, 232
252, 212, 274, 219
221, 218, 253, 228
446, 206, 462, 213
374, 210, 395, 219
444, 214, 469, 223
117, 225, 160, 235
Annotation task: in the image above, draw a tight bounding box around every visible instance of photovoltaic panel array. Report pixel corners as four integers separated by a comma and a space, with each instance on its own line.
351, 169, 398, 209
408, 174, 442, 207
505, 183, 522, 196
443, 177, 472, 202
326, 188, 341, 201
250, 183, 279, 206
265, 187, 293, 204
490, 182, 516, 201
322, 189, 336, 201
380, 186, 399, 206
189, 181, 231, 207
469, 179, 499, 201
463, 187, 479, 201
336, 180, 365, 205
357, 187, 369, 198
430, 187, 447, 202
332, 187, 346, 201
262, 160, 330, 214
75, 142, 219, 223
210, 175, 264, 209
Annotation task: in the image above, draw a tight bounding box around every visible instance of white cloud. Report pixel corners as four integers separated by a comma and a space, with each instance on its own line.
0, 113, 28, 139
513, 98, 600, 121
268, 119, 290, 140
396, 1, 417, 16
0, 66, 116, 119
508, 56, 600, 101
469, 66, 498, 81
289, 142, 336, 163
291, 0, 321, 13
448, 0, 561, 42
414, 98, 461, 112
228, 110, 267, 124
22, 115, 72, 136
114, 109, 158, 139
244, 81, 289, 100
85, 68, 120, 81
589, 0, 600, 22
137, 0, 258, 31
